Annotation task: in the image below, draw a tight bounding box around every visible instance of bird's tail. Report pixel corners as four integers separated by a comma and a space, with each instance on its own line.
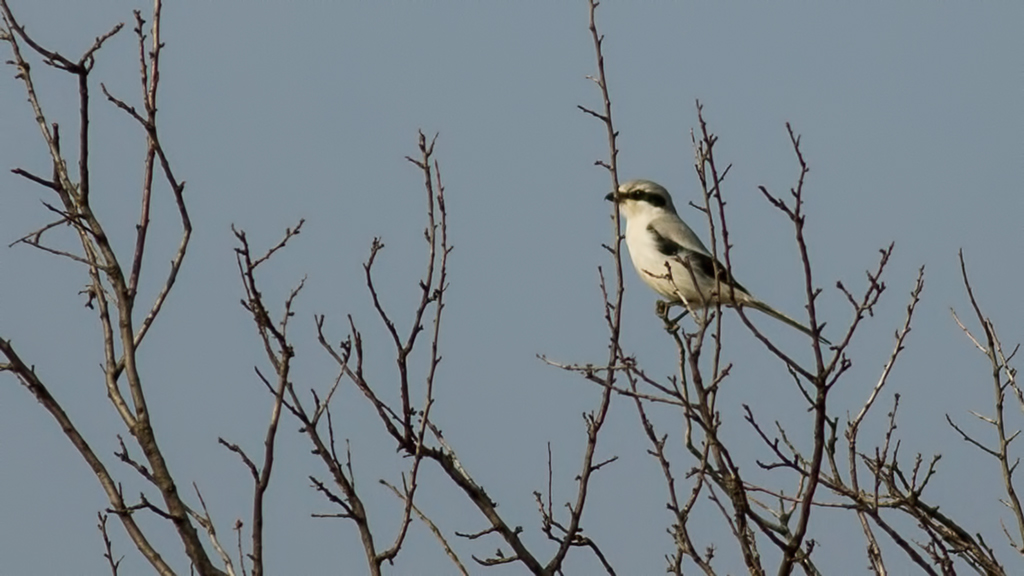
743, 299, 831, 345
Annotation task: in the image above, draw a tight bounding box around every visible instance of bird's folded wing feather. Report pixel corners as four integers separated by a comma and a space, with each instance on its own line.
646, 217, 748, 294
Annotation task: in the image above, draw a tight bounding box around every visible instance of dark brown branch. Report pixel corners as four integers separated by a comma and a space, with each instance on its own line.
11, 167, 58, 189
0, 338, 173, 574
687, 103, 766, 576
2, 2, 220, 572
97, 513, 123, 576
541, 2, 623, 574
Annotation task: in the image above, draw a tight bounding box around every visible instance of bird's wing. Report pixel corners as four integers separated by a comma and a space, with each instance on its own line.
646, 216, 749, 294
646, 213, 709, 254
647, 215, 828, 344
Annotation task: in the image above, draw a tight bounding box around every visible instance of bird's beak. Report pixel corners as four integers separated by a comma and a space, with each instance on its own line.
605, 191, 617, 202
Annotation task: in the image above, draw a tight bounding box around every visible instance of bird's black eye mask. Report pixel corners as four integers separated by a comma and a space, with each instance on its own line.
625, 190, 667, 208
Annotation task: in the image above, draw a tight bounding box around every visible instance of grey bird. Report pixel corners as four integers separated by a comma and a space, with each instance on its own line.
606, 179, 828, 344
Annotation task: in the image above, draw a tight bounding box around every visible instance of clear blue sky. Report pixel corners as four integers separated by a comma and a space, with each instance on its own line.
1, 2, 1022, 574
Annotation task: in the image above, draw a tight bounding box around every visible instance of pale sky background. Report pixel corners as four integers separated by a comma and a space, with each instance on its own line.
1, 2, 1022, 575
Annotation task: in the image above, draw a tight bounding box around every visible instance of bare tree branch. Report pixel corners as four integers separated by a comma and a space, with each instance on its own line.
1, 1, 223, 572
949, 250, 1024, 555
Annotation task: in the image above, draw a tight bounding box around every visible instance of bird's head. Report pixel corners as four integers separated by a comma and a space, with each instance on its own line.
604, 179, 677, 220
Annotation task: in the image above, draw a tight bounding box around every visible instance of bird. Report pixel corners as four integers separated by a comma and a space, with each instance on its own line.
606, 179, 829, 344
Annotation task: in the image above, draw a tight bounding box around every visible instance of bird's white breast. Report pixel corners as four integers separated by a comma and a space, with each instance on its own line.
623, 219, 686, 300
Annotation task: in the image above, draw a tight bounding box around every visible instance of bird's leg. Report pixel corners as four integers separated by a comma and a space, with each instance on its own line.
670, 310, 689, 325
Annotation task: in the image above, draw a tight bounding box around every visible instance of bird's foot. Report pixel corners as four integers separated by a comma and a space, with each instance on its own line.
655, 299, 674, 317
656, 300, 689, 332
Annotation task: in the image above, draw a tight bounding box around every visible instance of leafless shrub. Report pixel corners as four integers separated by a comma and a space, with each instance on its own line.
1, 1, 1018, 575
